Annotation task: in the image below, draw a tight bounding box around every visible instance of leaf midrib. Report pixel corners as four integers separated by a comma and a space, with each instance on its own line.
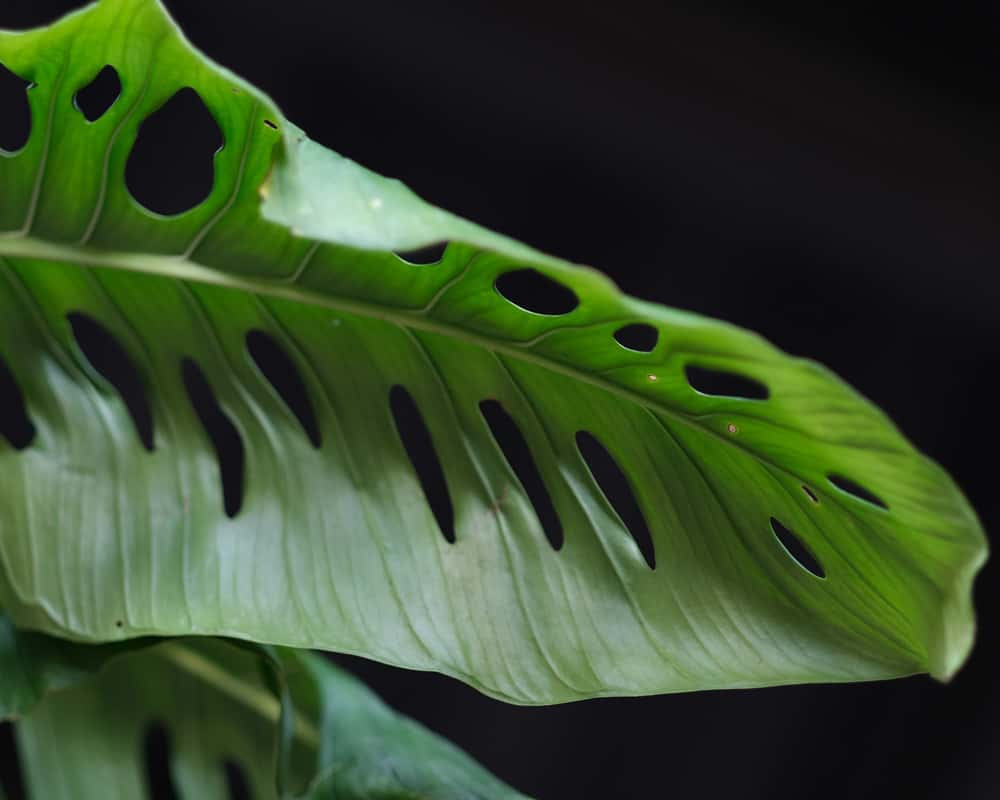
0, 233, 694, 420
160, 641, 319, 747
0, 233, 894, 523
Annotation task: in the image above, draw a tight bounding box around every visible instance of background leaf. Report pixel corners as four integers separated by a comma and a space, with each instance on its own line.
9, 627, 528, 799
0, 0, 986, 704
0, 611, 143, 720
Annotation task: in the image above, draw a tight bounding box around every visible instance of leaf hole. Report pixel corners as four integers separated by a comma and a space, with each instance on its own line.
0, 63, 32, 154
246, 330, 321, 448
0, 721, 25, 800
143, 722, 179, 800
575, 431, 655, 569
685, 364, 769, 400
770, 517, 825, 578
0, 356, 36, 450
389, 385, 455, 544
802, 485, 819, 503
827, 473, 887, 510
395, 241, 448, 266
182, 358, 245, 518
74, 64, 121, 122
263, 119, 278, 130
223, 760, 252, 800
495, 269, 579, 315
480, 399, 563, 550
614, 323, 659, 352
68, 312, 154, 451
126, 88, 223, 216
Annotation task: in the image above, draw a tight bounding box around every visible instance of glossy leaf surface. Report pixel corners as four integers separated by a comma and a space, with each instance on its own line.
0, 0, 986, 703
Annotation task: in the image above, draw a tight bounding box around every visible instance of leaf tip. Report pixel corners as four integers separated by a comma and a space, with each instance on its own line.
926, 533, 989, 683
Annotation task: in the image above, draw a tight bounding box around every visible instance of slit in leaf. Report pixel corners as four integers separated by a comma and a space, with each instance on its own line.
74, 64, 121, 122
827, 473, 887, 510
223, 760, 252, 800
126, 87, 223, 216
770, 517, 825, 578
614, 323, 659, 352
143, 723, 179, 800
0, 356, 36, 450
575, 431, 655, 569
480, 399, 563, 550
246, 329, 321, 448
495, 269, 579, 315
68, 311, 154, 451
0, 63, 32, 153
395, 242, 448, 265
389, 385, 455, 543
0, 721, 25, 800
182, 358, 245, 518
685, 364, 769, 400
802, 485, 819, 503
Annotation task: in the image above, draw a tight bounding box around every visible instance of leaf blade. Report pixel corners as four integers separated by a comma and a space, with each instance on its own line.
0, 0, 986, 703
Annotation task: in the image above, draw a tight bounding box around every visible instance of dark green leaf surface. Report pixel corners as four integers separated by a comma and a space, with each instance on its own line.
0, 0, 986, 703
10, 628, 526, 799
0, 611, 141, 720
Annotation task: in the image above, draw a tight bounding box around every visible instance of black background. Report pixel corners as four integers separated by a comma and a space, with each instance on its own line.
2, 1, 999, 798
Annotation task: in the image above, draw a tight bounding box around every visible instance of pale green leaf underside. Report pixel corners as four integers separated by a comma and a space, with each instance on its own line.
0, 0, 986, 703
6, 617, 526, 799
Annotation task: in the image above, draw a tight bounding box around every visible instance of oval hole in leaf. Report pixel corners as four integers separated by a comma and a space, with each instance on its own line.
770, 517, 825, 578
68, 312, 154, 451
74, 64, 121, 122
223, 760, 251, 800
389, 385, 455, 544
480, 399, 563, 550
685, 364, 769, 400
0, 721, 25, 800
802, 485, 819, 503
614, 323, 659, 352
395, 241, 448, 265
182, 358, 245, 518
246, 330, 321, 448
0, 356, 36, 450
0, 63, 31, 153
126, 88, 223, 216
495, 269, 579, 315
143, 722, 179, 800
575, 431, 655, 569
827, 473, 887, 510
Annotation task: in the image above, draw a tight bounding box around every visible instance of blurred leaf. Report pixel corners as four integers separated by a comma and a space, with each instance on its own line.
0, 612, 142, 720
14, 632, 528, 799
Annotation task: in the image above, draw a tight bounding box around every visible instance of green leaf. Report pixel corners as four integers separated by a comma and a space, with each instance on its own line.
0, 0, 986, 703
12, 631, 527, 799
0, 610, 143, 720
290, 651, 528, 800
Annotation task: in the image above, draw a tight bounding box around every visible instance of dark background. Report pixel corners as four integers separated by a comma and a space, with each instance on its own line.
2, 0, 999, 797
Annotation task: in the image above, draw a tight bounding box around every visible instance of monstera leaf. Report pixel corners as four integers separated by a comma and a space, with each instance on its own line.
2, 615, 526, 799
0, 0, 986, 704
